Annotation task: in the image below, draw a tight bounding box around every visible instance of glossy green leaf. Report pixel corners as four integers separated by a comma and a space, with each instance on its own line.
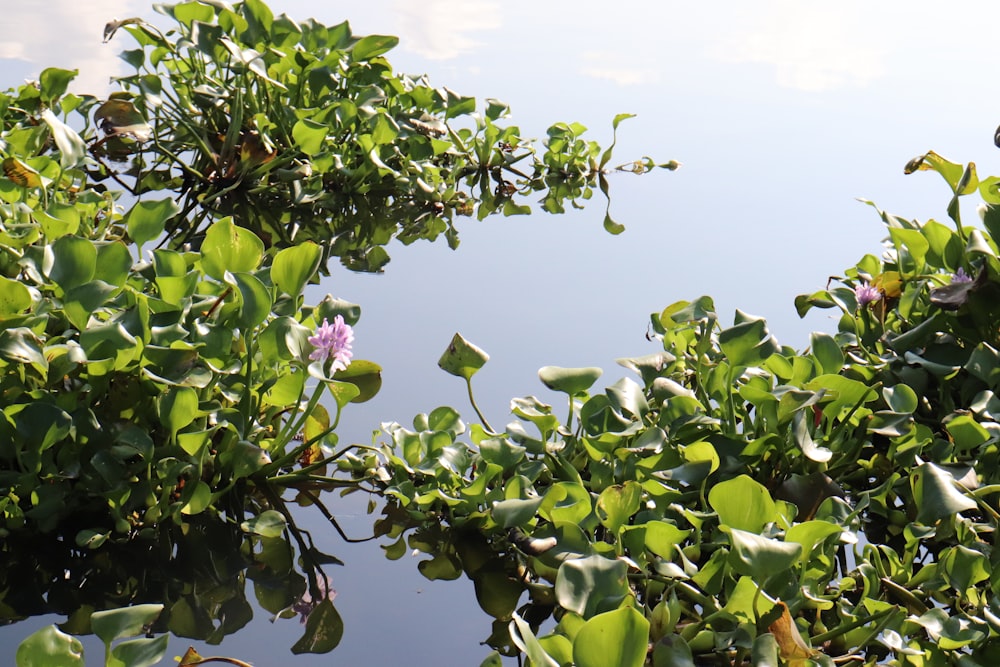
49, 235, 96, 292
272, 242, 322, 297
40, 109, 86, 169
108, 635, 169, 667
652, 634, 696, 667
231, 271, 272, 328
292, 118, 327, 156
596, 482, 642, 534
352, 34, 399, 60
912, 463, 977, 524
158, 386, 199, 442
0, 275, 31, 317
555, 555, 628, 619
201, 217, 264, 280
510, 613, 559, 667
538, 366, 603, 394
438, 332, 489, 380
125, 198, 180, 248
333, 359, 382, 403
719, 310, 779, 367
95, 242, 133, 287
574, 607, 649, 667
37, 202, 81, 239
809, 332, 843, 375
708, 474, 777, 533
726, 528, 802, 580
240, 509, 287, 537
15, 625, 84, 667
92, 604, 164, 645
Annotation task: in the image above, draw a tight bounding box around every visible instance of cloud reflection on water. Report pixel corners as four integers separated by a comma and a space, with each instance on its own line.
0, 0, 132, 93
391, 0, 501, 60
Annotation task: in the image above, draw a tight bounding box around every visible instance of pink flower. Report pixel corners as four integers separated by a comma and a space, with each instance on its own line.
854, 282, 881, 307
951, 267, 973, 284
308, 315, 353, 372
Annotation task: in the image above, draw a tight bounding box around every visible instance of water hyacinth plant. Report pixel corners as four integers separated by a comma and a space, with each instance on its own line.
0, 0, 671, 661
362, 151, 1000, 665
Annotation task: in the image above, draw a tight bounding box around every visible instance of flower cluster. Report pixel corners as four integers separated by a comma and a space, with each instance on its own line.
952, 267, 973, 284
308, 315, 354, 372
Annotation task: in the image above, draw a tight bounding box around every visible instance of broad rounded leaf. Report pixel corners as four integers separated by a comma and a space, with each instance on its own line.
92, 604, 164, 645
709, 474, 777, 533
573, 607, 650, 667
272, 242, 322, 297
125, 198, 180, 248
555, 555, 628, 619
240, 509, 287, 537
0, 276, 32, 317
538, 366, 603, 395
49, 235, 96, 292
15, 625, 84, 667
201, 217, 264, 280
439, 332, 489, 380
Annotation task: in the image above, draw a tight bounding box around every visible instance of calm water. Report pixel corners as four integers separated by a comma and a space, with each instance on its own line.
4, 1, 1000, 664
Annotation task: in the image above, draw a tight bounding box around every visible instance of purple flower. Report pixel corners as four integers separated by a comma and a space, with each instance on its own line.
308, 315, 353, 371
854, 282, 881, 307
951, 267, 973, 284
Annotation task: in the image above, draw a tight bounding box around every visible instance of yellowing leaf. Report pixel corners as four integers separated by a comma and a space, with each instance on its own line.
768, 601, 817, 666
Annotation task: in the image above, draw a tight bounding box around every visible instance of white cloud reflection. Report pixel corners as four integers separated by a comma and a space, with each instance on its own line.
710, 1, 886, 92
390, 0, 501, 60
1, 0, 132, 94
580, 51, 660, 87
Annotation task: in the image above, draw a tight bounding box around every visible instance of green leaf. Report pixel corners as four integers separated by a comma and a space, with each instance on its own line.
0, 327, 47, 371
39, 67, 77, 102
158, 386, 199, 442
555, 555, 629, 619
708, 474, 777, 533
240, 509, 287, 537
231, 271, 272, 328
538, 366, 603, 394
291, 598, 343, 654
573, 607, 650, 667
719, 310, 780, 367
726, 528, 802, 580
200, 217, 264, 281
510, 613, 559, 667
125, 199, 180, 248
49, 235, 96, 292
596, 482, 642, 534
109, 635, 168, 667
652, 634, 697, 667
292, 118, 328, 156
809, 332, 843, 375
0, 275, 32, 317
438, 332, 489, 380
351, 34, 399, 60
92, 605, 164, 645
912, 462, 977, 524
333, 359, 382, 402
40, 109, 86, 169
15, 625, 84, 667
272, 242, 322, 297
473, 564, 524, 618
36, 202, 81, 239
95, 242, 133, 288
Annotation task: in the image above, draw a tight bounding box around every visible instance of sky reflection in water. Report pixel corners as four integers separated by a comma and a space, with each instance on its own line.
3, 1, 1000, 664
